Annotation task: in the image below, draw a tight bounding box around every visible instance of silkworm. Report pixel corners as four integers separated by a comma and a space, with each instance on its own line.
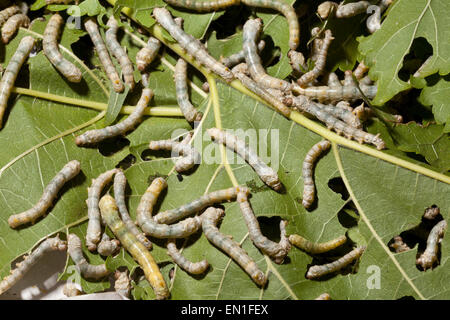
8, 160, 81, 228
67, 234, 110, 280
288, 50, 307, 76
174, 58, 203, 123
207, 127, 283, 190
289, 234, 347, 254
416, 220, 447, 270
75, 88, 153, 146
243, 18, 291, 92
43, 14, 82, 83
232, 65, 291, 117
237, 191, 290, 264
1, 13, 29, 43
0, 235, 67, 295
310, 27, 323, 64
0, 6, 20, 28
163, 0, 240, 11
317, 1, 338, 19
335, 1, 370, 18
389, 236, 410, 253
306, 246, 366, 279
99, 195, 169, 299
315, 293, 331, 300
316, 102, 361, 128
302, 140, 331, 208
153, 186, 249, 224
153, 7, 234, 82
220, 40, 265, 69
114, 170, 153, 249
86, 168, 120, 251
97, 233, 120, 256
297, 30, 334, 87
286, 95, 385, 149
136, 177, 167, 223
114, 270, 131, 298
353, 61, 369, 80
62, 283, 83, 297
0, 36, 35, 128
241, 0, 299, 50
202, 207, 267, 286
136, 37, 161, 71
148, 139, 201, 173
423, 206, 440, 220
84, 18, 124, 93
166, 239, 209, 275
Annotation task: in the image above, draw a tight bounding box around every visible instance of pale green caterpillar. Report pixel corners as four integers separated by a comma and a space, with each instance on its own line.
416, 220, 447, 270
289, 234, 347, 254
166, 239, 209, 275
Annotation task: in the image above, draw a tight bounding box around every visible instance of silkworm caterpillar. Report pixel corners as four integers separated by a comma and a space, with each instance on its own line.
289, 234, 347, 254
416, 220, 447, 270
0, 235, 67, 295
86, 168, 120, 251
317, 1, 338, 19
136, 178, 203, 239
310, 27, 323, 65
335, 1, 370, 18
243, 18, 291, 92
148, 139, 201, 173
306, 246, 366, 279
285, 95, 386, 150
202, 207, 267, 286
84, 18, 124, 93
153, 186, 249, 224
237, 191, 290, 264
302, 140, 331, 208
75, 88, 153, 146
62, 283, 83, 297
43, 14, 82, 83
315, 293, 331, 300
232, 64, 291, 117
0, 6, 20, 28
297, 30, 334, 87
114, 170, 153, 250
207, 127, 283, 190
0, 36, 35, 128
67, 234, 110, 280
1, 13, 29, 43
114, 270, 131, 298
316, 102, 361, 128
353, 61, 369, 80
163, 0, 240, 12
166, 239, 209, 275
220, 40, 265, 69
99, 195, 169, 299
153, 8, 234, 82
288, 50, 307, 76
389, 236, 410, 253
423, 206, 440, 220
174, 58, 203, 123
136, 37, 161, 71
97, 233, 120, 256
241, 0, 299, 50
8, 160, 81, 228
105, 16, 135, 89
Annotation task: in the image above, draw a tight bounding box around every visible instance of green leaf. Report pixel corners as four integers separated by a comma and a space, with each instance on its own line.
104, 85, 130, 125
419, 76, 450, 132
358, 0, 450, 105
78, 0, 107, 16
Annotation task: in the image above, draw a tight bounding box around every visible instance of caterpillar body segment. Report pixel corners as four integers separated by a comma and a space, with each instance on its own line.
335, 1, 370, 18
423, 206, 440, 220
317, 1, 338, 19
288, 50, 307, 76
289, 234, 347, 254
136, 37, 161, 71
0, 36, 35, 128
2, 13, 29, 43
153, 186, 249, 224
84, 18, 124, 93
114, 170, 153, 250
207, 127, 283, 190
148, 139, 201, 173
153, 7, 234, 82
237, 191, 290, 264
114, 270, 131, 298
202, 207, 267, 286
8, 160, 81, 228
166, 239, 209, 274
75, 88, 153, 146
67, 234, 110, 280
43, 14, 82, 83
325, 72, 342, 88
316, 102, 361, 128
86, 168, 120, 251
243, 18, 291, 92
416, 220, 447, 270
99, 195, 169, 299
0, 236, 67, 295
136, 177, 167, 223
97, 233, 120, 256
62, 283, 83, 297
174, 58, 203, 123
302, 140, 331, 208
163, 0, 241, 11
105, 16, 135, 89
389, 236, 410, 253
306, 246, 366, 279
353, 61, 369, 80
0, 6, 20, 28
221, 40, 265, 69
